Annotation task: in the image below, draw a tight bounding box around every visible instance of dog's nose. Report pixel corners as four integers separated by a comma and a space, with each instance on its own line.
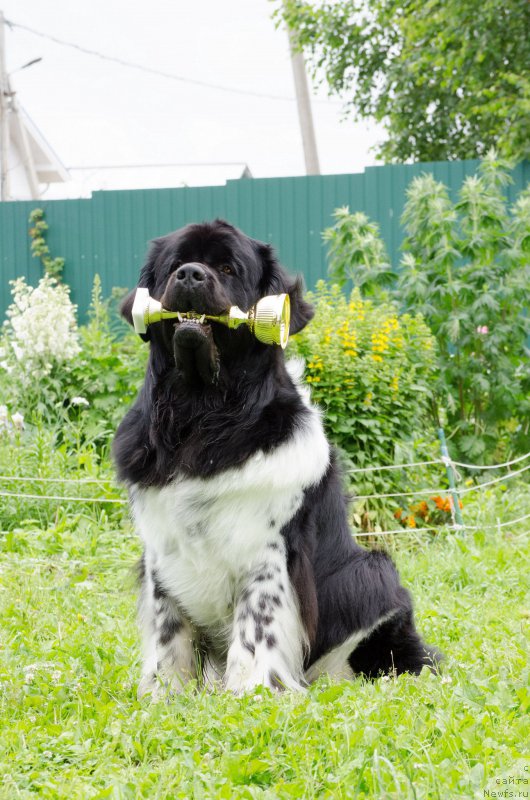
175, 263, 207, 286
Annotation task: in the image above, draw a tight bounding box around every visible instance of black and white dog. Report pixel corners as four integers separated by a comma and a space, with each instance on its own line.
114, 219, 440, 696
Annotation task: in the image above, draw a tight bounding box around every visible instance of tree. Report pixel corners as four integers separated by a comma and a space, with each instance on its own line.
278, 0, 530, 163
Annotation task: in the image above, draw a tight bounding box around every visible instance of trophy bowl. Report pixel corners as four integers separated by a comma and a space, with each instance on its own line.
249, 294, 290, 349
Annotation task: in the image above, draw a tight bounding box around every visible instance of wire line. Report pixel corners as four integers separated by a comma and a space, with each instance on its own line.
352, 511, 530, 538
459, 462, 530, 494
346, 459, 442, 474
0, 474, 114, 485
353, 488, 450, 501
0, 489, 126, 504
6, 18, 339, 105
451, 451, 530, 470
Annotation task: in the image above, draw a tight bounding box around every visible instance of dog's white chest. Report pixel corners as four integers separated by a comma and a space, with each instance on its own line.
130, 410, 330, 629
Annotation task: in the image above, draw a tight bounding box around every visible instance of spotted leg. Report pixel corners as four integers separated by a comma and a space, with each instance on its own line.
224, 542, 307, 693
137, 558, 196, 698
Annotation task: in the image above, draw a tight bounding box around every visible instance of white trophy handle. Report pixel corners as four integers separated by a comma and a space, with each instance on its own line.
132, 288, 149, 334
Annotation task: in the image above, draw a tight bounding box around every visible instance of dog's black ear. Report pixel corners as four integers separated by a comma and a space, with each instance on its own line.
256, 242, 314, 335
120, 238, 165, 341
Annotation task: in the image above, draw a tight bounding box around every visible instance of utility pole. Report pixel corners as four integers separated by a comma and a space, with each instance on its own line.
286, 26, 320, 176
0, 10, 10, 201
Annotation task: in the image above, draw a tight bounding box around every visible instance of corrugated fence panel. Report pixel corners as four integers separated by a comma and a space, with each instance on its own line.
1, 160, 528, 320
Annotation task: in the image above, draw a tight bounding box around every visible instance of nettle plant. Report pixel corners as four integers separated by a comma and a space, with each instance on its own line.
324, 153, 530, 462
289, 282, 438, 530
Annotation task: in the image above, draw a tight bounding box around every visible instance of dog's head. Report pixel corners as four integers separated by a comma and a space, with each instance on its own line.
121, 220, 313, 386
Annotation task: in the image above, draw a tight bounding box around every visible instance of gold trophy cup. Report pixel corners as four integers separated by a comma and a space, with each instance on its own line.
131, 288, 291, 349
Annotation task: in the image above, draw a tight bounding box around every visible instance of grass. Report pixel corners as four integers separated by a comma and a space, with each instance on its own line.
1, 525, 528, 797
0, 438, 529, 798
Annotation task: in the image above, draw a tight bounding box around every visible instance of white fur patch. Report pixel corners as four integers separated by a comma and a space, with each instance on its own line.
130, 404, 329, 692
286, 357, 311, 407
304, 610, 399, 684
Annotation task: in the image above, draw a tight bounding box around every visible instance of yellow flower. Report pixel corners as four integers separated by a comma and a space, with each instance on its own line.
371, 331, 390, 355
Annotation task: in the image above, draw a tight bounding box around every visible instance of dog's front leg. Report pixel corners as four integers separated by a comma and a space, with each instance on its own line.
137, 559, 197, 698
224, 545, 307, 693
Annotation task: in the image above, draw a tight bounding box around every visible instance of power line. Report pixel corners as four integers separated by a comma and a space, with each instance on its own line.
6, 17, 341, 106
67, 161, 249, 170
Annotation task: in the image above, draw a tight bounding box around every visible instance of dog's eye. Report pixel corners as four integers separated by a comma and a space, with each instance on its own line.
220, 265, 232, 275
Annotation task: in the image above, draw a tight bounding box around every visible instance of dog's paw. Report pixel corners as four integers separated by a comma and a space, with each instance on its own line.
137, 672, 191, 701
137, 672, 157, 700
224, 665, 305, 695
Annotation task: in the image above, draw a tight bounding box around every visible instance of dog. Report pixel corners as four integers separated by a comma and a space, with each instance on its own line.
114, 219, 440, 696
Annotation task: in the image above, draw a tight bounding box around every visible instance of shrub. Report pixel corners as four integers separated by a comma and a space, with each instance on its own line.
289, 282, 439, 531
63, 277, 148, 449
323, 152, 530, 462
0, 275, 147, 452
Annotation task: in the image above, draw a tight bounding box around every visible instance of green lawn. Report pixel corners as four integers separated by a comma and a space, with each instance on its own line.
1, 498, 529, 798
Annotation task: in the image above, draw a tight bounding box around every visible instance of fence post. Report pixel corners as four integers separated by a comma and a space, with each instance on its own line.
438, 427, 464, 528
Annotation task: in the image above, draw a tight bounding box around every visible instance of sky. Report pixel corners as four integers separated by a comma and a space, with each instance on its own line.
2, 0, 383, 198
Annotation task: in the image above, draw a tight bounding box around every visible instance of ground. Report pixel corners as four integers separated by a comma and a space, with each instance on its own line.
0, 504, 529, 799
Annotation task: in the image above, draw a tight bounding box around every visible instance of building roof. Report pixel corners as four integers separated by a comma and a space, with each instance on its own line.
9, 103, 69, 186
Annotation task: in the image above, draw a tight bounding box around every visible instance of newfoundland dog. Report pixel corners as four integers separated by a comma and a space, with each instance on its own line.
114, 219, 440, 696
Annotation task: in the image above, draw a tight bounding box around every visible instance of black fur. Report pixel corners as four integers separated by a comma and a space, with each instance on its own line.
115, 221, 312, 486
114, 219, 441, 685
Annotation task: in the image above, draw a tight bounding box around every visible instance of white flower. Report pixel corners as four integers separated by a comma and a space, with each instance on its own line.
0, 405, 12, 435
71, 396, 90, 407
11, 411, 24, 430
1, 275, 80, 382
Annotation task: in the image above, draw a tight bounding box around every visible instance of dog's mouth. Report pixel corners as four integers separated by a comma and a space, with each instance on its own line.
171, 317, 219, 386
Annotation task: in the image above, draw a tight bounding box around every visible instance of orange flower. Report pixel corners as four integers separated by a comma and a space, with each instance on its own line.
406, 515, 417, 528
418, 500, 428, 516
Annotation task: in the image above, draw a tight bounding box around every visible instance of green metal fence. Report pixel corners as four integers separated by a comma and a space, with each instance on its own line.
1, 159, 529, 319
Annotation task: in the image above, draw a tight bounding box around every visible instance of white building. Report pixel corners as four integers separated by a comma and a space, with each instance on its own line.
4, 102, 69, 201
